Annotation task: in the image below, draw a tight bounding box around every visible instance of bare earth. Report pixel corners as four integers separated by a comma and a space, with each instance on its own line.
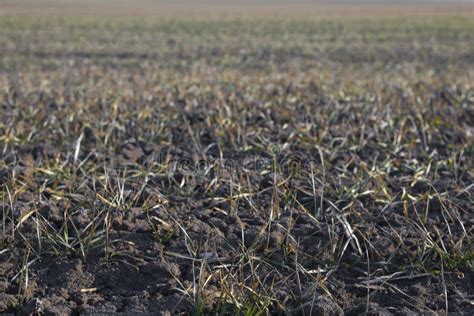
0, 1, 473, 315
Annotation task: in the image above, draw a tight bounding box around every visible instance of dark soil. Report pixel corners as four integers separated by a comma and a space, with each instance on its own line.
2, 199, 473, 314
1, 15, 473, 315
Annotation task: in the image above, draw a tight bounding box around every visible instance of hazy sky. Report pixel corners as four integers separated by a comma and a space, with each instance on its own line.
3, 0, 472, 4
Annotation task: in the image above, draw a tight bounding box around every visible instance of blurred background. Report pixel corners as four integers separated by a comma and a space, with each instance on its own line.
2, 0, 473, 17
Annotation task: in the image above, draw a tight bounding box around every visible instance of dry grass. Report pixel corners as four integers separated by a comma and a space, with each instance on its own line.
0, 8, 473, 315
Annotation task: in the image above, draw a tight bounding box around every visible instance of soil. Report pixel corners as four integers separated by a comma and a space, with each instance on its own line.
1, 173, 473, 315
1, 12, 473, 316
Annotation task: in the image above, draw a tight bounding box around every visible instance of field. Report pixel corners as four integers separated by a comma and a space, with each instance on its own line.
1, 2, 474, 314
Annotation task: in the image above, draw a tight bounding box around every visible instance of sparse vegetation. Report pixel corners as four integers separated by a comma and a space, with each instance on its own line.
0, 6, 473, 315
